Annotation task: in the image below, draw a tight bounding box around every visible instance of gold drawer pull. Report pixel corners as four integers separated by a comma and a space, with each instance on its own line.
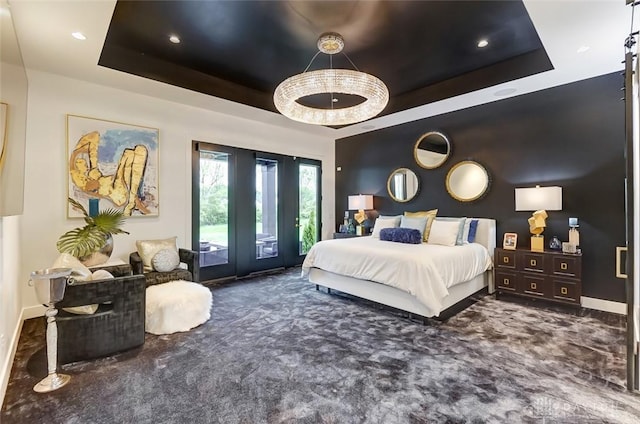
561, 287, 568, 295
560, 262, 568, 270
503, 278, 510, 286
530, 259, 537, 267
503, 257, 509, 264
531, 282, 537, 290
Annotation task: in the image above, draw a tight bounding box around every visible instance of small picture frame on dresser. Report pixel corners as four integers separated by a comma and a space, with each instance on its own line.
503, 233, 517, 250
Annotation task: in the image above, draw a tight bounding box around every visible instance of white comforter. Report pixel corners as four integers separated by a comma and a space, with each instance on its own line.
301, 237, 493, 314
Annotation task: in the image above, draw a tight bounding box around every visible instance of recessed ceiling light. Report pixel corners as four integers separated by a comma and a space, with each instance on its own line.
494, 88, 517, 97
71, 32, 86, 40
332, 98, 338, 103
477, 39, 489, 48
169, 35, 181, 44
577, 45, 590, 54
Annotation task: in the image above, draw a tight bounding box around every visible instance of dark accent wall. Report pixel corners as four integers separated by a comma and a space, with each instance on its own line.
336, 72, 626, 303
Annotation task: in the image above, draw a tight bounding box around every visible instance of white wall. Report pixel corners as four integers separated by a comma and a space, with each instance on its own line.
0, 62, 28, 217
19, 70, 335, 311
0, 215, 23, 405
0, 4, 29, 400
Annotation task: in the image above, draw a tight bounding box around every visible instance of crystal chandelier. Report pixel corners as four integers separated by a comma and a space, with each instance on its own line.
274, 33, 389, 126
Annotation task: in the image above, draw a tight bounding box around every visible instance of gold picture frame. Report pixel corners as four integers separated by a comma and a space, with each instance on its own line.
0, 102, 7, 173
503, 232, 517, 250
66, 114, 159, 218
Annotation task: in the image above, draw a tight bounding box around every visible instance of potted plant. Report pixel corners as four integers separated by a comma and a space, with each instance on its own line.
57, 198, 129, 266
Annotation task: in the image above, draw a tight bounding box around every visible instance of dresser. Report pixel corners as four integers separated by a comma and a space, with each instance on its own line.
494, 248, 582, 306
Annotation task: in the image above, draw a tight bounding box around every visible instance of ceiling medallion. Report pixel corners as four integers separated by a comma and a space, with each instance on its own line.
274, 32, 389, 126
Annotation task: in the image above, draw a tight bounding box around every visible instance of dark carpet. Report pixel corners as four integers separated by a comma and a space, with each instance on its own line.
2, 268, 639, 423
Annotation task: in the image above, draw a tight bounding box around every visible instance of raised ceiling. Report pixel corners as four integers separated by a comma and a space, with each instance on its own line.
99, 0, 552, 122
5, 1, 633, 138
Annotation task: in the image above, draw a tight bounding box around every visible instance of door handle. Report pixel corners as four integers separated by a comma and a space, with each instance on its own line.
616, 246, 627, 279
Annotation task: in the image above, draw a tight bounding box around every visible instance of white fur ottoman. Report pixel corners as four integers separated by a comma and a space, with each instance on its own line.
145, 280, 212, 335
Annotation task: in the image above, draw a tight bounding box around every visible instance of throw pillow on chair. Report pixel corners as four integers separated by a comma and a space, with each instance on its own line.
152, 248, 180, 272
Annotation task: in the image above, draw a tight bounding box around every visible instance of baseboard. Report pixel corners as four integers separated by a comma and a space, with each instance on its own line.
581, 296, 627, 315
22, 304, 46, 320
0, 308, 26, 410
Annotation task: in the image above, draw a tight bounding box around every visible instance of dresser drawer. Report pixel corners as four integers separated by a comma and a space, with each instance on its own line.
551, 255, 581, 279
495, 270, 518, 292
520, 273, 549, 297
521, 252, 546, 273
552, 279, 581, 304
496, 250, 517, 269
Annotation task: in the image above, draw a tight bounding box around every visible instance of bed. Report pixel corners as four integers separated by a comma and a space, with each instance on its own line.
301, 218, 496, 318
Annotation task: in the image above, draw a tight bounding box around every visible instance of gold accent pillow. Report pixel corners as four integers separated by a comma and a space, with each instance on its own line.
404, 209, 438, 242
136, 237, 178, 272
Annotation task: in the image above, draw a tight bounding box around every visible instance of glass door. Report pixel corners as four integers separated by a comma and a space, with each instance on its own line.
193, 143, 236, 281
281, 157, 321, 266
298, 162, 321, 256
256, 158, 279, 260
247, 153, 284, 274
193, 143, 321, 280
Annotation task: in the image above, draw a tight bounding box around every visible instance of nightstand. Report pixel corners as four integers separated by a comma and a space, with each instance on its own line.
495, 248, 582, 306
333, 233, 368, 239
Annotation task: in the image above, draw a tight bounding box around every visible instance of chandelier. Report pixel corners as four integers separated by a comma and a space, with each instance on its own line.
273, 32, 389, 126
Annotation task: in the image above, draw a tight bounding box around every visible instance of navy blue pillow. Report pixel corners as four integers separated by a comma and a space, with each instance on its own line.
467, 219, 479, 243
379, 227, 422, 244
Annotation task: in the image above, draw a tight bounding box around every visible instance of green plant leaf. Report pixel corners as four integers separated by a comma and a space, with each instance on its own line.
56, 226, 107, 257
68, 197, 89, 218
91, 208, 129, 235
60, 198, 128, 257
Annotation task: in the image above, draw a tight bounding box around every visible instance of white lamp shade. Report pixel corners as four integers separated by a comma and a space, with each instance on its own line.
515, 186, 562, 211
348, 194, 374, 210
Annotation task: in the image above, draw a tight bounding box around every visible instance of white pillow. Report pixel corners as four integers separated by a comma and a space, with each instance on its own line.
435, 217, 466, 245
371, 217, 400, 238
377, 215, 402, 226
400, 216, 428, 240
52, 253, 92, 282
427, 220, 461, 246
91, 269, 114, 280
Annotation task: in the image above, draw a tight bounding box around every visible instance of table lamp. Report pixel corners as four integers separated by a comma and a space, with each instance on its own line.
348, 194, 374, 235
515, 186, 562, 252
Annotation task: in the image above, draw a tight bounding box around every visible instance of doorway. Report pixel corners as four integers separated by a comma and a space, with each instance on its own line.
192, 141, 321, 281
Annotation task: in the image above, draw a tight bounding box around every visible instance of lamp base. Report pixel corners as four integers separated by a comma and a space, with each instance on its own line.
531, 235, 544, 252
33, 372, 70, 393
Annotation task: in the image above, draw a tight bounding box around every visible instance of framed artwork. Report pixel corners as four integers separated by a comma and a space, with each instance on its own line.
67, 114, 159, 217
503, 232, 517, 250
0, 102, 7, 173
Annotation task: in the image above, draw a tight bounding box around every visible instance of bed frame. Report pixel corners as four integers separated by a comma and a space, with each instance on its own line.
307, 218, 496, 319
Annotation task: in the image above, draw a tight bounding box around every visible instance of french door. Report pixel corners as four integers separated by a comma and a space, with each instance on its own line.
620, 30, 639, 392
192, 141, 321, 281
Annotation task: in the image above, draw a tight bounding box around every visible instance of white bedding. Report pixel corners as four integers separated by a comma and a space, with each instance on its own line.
301, 237, 493, 316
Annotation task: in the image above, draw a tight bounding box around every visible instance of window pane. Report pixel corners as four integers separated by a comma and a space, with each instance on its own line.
299, 164, 319, 255
199, 151, 229, 266
256, 158, 278, 259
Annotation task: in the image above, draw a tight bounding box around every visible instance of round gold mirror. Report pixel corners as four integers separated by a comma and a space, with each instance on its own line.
445, 160, 490, 202
414, 131, 450, 169
387, 167, 419, 203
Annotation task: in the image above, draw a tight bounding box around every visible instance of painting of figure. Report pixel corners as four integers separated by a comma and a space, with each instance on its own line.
67, 115, 159, 217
